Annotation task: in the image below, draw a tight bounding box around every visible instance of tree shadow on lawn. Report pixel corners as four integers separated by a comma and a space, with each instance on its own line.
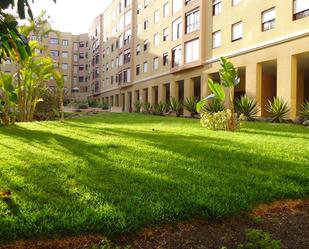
0, 124, 308, 242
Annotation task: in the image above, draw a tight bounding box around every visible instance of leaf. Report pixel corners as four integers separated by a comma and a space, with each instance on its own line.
17, 0, 26, 19
208, 79, 225, 101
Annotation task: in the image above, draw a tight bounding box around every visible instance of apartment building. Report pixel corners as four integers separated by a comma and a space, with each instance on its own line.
0, 31, 90, 100
90, 0, 309, 118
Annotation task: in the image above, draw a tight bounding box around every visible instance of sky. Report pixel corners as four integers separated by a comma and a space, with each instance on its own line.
28, 0, 113, 34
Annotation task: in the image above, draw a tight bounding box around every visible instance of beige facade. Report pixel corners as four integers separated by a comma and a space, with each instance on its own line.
90, 0, 309, 118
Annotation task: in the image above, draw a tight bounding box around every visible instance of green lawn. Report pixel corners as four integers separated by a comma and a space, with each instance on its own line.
0, 113, 308, 242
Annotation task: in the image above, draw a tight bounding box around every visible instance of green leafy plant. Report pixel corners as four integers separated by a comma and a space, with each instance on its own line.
142, 102, 152, 114
34, 88, 60, 121
169, 97, 183, 117
77, 101, 89, 109
236, 95, 260, 121
0, 72, 17, 125
197, 57, 240, 131
266, 97, 290, 123
184, 97, 199, 117
200, 109, 239, 130
88, 99, 98, 107
153, 102, 167, 116
237, 229, 281, 249
98, 102, 109, 110
134, 100, 142, 113
300, 101, 309, 120
203, 99, 225, 113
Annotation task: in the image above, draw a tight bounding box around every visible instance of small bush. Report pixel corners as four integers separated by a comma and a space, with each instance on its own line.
236, 95, 260, 121
237, 229, 281, 249
34, 89, 60, 121
142, 102, 152, 114
266, 97, 290, 123
184, 97, 199, 117
153, 102, 167, 116
98, 102, 109, 110
300, 101, 309, 120
88, 99, 98, 107
168, 97, 183, 117
77, 101, 89, 109
134, 100, 143, 113
203, 99, 225, 113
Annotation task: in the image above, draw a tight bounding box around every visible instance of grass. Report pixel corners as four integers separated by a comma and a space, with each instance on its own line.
0, 113, 308, 242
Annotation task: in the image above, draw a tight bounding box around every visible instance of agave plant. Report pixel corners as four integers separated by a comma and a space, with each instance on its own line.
204, 99, 225, 113
266, 97, 290, 123
236, 95, 260, 121
142, 102, 152, 114
184, 97, 199, 117
134, 100, 142, 113
300, 101, 309, 120
168, 97, 183, 117
153, 102, 167, 116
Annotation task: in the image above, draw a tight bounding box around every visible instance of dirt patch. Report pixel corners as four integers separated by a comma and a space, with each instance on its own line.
1, 199, 308, 249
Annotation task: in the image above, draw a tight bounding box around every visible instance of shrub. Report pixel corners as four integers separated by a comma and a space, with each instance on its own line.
266, 97, 290, 123
98, 102, 109, 110
142, 102, 152, 114
134, 100, 143, 113
236, 95, 260, 121
169, 97, 183, 117
153, 102, 167, 116
88, 99, 98, 107
34, 88, 60, 121
77, 101, 89, 109
183, 97, 199, 117
237, 229, 281, 249
203, 99, 225, 113
300, 101, 309, 120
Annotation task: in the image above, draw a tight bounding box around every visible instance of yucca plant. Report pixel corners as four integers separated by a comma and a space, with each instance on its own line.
236, 95, 260, 121
266, 97, 290, 123
142, 102, 152, 114
184, 97, 199, 117
300, 101, 309, 120
203, 99, 225, 113
153, 102, 167, 116
168, 97, 183, 117
133, 100, 142, 113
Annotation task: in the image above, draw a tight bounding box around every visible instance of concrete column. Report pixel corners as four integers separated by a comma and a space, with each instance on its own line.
246, 62, 262, 116
148, 86, 154, 105
184, 78, 195, 116
277, 55, 297, 119
132, 90, 137, 111
158, 84, 165, 103
170, 81, 179, 100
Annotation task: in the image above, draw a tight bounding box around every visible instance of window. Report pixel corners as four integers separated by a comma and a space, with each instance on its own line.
154, 33, 159, 46
212, 30, 221, 48
231, 21, 243, 41
62, 51, 68, 58
79, 42, 85, 47
143, 61, 148, 73
185, 39, 199, 63
153, 57, 159, 70
173, 0, 182, 14
172, 45, 182, 67
62, 63, 68, 70
124, 49, 131, 64
74, 66, 78, 74
74, 42, 78, 51
50, 38, 59, 44
124, 29, 131, 45
163, 28, 169, 41
137, 3, 142, 14
154, 10, 160, 23
63, 75, 68, 82
124, 0, 131, 8
262, 8, 276, 31
163, 3, 169, 17
144, 18, 149, 30
79, 65, 84, 71
293, 0, 309, 20
123, 69, 131, 83
172, 17, 182, 41
144, 39, 149, 51
186, 9, 200, 33
62, 39, 68, 46
136, 44, 141, 55
73, 54, 78, 62
163, 53, 169, 66
124, 10, 132, 26
50, 50, 59, 57
136, 64, 140, 75
144, 0, 149, 8
232, 0, 242, 6
79, 76, 84, 82
213, 0, 222, 16
185, 0, 195, 5
79, 53, 85, 59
